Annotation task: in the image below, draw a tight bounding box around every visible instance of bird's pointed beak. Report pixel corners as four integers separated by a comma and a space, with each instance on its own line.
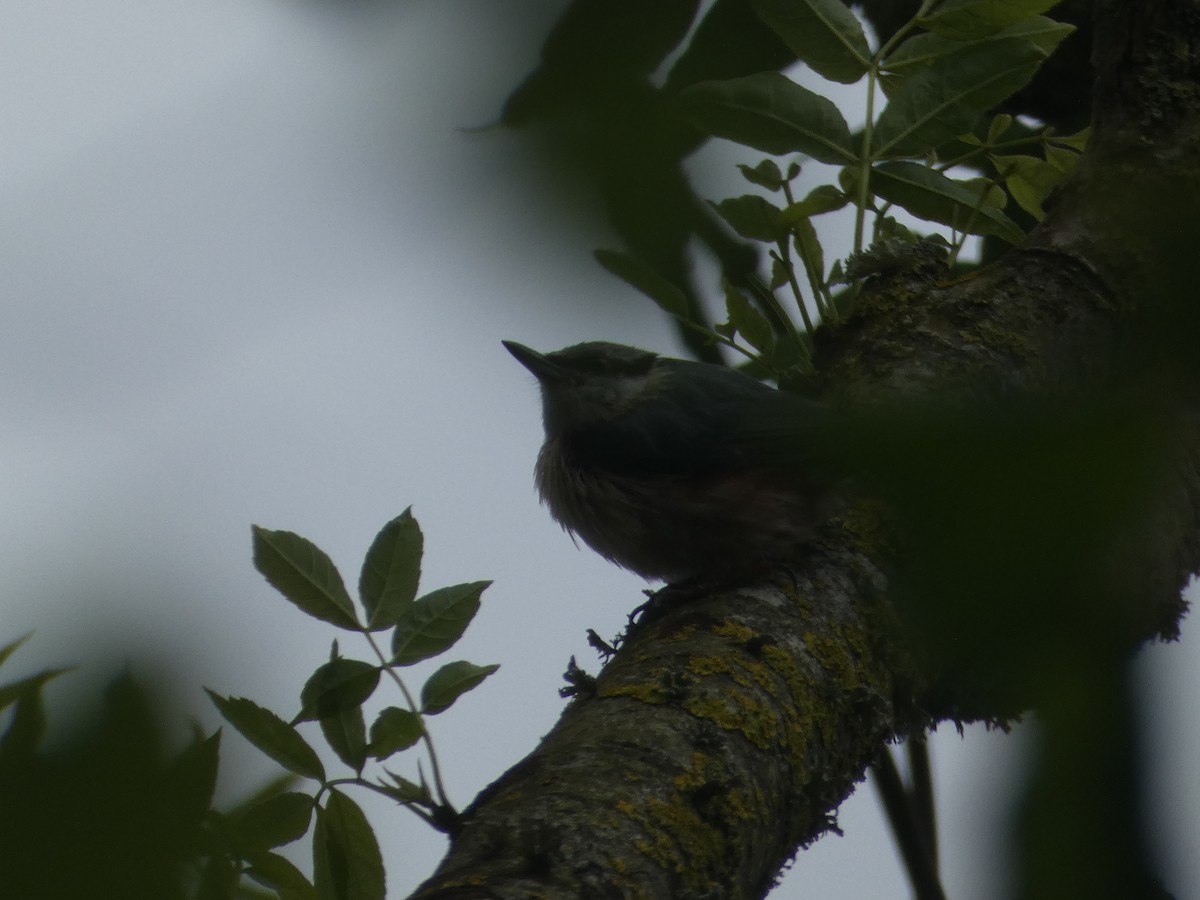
502, 340, 563, 382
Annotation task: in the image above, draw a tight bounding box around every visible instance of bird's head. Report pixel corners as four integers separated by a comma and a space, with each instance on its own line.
502, 340, 662, 438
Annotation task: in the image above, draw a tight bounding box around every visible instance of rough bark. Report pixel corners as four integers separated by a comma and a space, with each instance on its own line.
414, 553, 908, 899
411, 1, 1200, 896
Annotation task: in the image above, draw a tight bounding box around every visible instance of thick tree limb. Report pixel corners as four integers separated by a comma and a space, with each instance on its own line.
415, 551, 908, 899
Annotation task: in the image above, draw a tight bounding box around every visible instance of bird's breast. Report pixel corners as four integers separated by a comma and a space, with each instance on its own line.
532, 437, 818, 582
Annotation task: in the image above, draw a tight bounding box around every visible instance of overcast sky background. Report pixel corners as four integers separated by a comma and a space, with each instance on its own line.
3, 1, 1197, 896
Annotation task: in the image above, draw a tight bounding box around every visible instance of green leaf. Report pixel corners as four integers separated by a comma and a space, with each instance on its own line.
224, 773, 300, 821
594, 249, 690, 318
770, 257, 789, 289
873, 39, 1048, 158
723, 282, 774, 355
991, 153, 1067, 219
368, 707, 424, 761
391, 581, 490, 666
770, 330, 815, 373
1003, 17, 1076, 56
313, 791, 385, 900
987, 112, 1014, 143
865, 161, 1026, 243
749, 0, 871, 83
873, 215, 924, 244
0, 633, 32, 671
206, 690, 325, 781
298, 659, 381, 723
246, 851, 318, 900
1042, 142, 1080, 174
0, 687, 45, 760
828, 258, 846, 285
165, 730, 222, 832
883, 16, 1074, 78
737, 159, 784, 191
711, 194, 785, 242
420, 661, 500, 715
920, 0, 1063, 41
320, 705, 368, 773
0, 668, 71, 716
380, 769, 432, 805
252, 526, 358, 630
957, 176, 1009, 209
792, 217, 827, 292
1047, 125, 1090, 150
680, 73, 856, 165
778, 184, 849, 226
234, 792, 315, 852
359, 509, 422, 630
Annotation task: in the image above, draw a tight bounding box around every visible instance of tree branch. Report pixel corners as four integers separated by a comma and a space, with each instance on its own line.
413, 544, 917, 899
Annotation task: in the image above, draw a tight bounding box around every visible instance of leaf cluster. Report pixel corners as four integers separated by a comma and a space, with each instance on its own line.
0, 644, 234, 898
0, 509, 494, 900
201, 509, 497, 899
598, 0, 1086, 373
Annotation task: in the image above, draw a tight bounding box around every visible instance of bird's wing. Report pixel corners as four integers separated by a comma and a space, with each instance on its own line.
567, 360, 827, 478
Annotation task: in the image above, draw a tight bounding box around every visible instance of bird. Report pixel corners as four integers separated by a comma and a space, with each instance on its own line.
503, 339, 831, 584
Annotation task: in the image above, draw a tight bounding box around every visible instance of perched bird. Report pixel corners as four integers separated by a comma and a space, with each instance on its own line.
503, 340, 830, 583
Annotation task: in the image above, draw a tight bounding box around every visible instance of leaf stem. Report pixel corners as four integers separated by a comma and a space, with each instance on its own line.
854, 68, 876, 261
363, 629, 452, 810
797, 239, 834, 325
876, 0, 939, 63
329, 776, 441, 828
783, 255, 816, 335
937, 134, 1049, 171
750, 273, 803, 341
772, 219, 817, 336
782, 182, 830, 324
674, 315, 761, 365
746, 278, 812, 370
853, 0, 951, 284
948, 175, 1003, 266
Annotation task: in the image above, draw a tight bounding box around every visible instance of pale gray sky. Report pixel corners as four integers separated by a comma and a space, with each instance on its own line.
2, 1, 1196, 896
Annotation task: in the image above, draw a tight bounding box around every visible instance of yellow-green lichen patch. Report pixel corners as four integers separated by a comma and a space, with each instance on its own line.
671, 752, 715, 793
615, 754, 752, 899
694, 624, 789, 699
688, 651, 756, 689
682, 660, 780, 750
620, 788, 713, 875
597, 667, 676, 704
717, 781, 759, 824
674, 752, 759, 825
802, 630, 860, 691
800, 595, 891, 698
959, 316, 1036, 360
581, 848, 643, 899
768, 576, 814, 618
759, 642, 827, 771
711, 620, 756, 643
665, 623, 699, 643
